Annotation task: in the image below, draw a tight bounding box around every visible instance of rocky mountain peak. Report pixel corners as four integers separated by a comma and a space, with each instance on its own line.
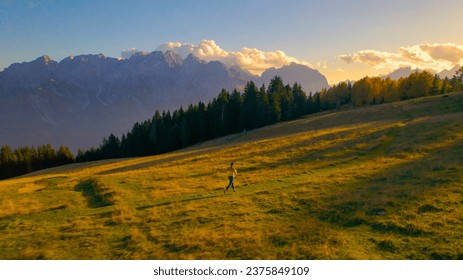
39, 55, 52, 65
183, 53, 205, 65
163, 50, 183, 66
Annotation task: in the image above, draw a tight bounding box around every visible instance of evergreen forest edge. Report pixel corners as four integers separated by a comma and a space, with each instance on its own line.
1, 68, 463, 180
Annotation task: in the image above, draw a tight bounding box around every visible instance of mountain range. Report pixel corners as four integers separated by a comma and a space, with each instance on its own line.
382, 65, 461, 80
0, 51, 329, 152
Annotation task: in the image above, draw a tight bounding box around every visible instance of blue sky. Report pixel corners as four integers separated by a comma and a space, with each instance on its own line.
1, 0, 463, 82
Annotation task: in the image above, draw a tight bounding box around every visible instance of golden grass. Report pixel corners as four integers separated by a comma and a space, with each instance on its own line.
0, 92, 462, 259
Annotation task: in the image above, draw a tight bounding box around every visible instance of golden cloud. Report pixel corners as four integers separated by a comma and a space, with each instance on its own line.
339, 43, 463, 72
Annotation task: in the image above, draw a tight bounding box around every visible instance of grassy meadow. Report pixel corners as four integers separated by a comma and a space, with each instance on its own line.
1, 92, 462, 259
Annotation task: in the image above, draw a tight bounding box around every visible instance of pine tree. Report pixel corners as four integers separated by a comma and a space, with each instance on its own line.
100, 134, 120, 159
225, 89, 243, 134
430, 74, 441, 96
451, 66, 463, 91
197, 102, 207, 142
172, 107, 185, 149
57, 146, 75, 165
150, 111, 162, 154
0, 145, 13, 179
37, 144, 57, 169
267, 76, 284, 124
240, 81, 258, 130
280, 84, 294, 121
292, 83, 307, 118
76, 149, 85, 162
256, 84, 270, 127
156, 111, 174, 153
216, 89, 230, 136
440, 77, 451, 94
314, 92, 321, 112
306, 92, 314, 114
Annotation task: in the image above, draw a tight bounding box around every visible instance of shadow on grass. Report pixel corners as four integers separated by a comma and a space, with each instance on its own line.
97, 147, 219, 176
75, 178, 119, 208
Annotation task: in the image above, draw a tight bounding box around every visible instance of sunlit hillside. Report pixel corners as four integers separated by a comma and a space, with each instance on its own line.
1, 92, 462, 260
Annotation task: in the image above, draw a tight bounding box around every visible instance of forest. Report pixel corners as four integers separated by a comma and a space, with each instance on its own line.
1, 67, 462, 180
0, 145, 74, 179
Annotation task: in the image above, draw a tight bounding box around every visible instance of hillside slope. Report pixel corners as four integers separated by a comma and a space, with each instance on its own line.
0, 92, 462, 259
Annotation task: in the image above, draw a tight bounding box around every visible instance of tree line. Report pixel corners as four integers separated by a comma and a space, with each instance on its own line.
0, 144, 74, 179
76, 69, 462, 162
1, 67, 462, 179
319, 69, 462, 110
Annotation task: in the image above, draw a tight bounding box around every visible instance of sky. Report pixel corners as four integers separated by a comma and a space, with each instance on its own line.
1, 0, 463, 83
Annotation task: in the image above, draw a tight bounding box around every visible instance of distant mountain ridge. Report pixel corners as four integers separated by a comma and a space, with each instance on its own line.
382, 65, 461, 80
259, 62, 329, 93
382, 67, 418, 80
0, 51, 329, 152
438, 64, 461, 79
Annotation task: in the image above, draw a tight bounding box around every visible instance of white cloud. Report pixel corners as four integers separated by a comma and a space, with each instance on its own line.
156, 42, 195, 58
339, 43, 463, 72
120, 48, 140, 59
156, 39, 312, 75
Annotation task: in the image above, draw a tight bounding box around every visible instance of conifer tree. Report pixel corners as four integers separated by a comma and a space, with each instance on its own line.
280, 84, 294, 121
225, 89, 243, 134
292, 83, 307, 118
100, 134, 120, 159
57, 145, 75, 165
314, 92, 321, 112
216, 89, 230, 136
256, 84, 270, 127
306, 92, 314, 114
451, 66, 463, 91
240, 81, 258, 130
430, 74, 441, 96
197, 102, 207, 142
267, 76, 283, 123
0, 145, 13, 179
